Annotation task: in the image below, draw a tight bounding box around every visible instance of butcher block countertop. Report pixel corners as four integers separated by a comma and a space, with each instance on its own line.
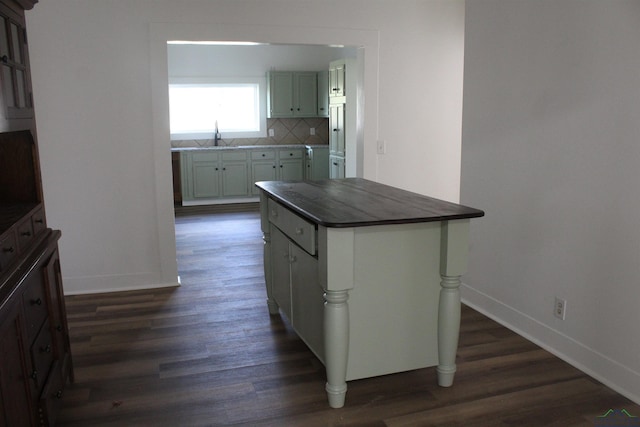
255, 178, 484, 228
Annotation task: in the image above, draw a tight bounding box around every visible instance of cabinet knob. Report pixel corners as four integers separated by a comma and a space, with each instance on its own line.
270, 209, 278, 217
295, 228, 304, 235
0, 55, 7, 63
55, 390, 63, 399
56, 324, 63, 332
31, 298, 42, 306
333, 129, 339, 132
31, 370, 38, 380
289, 255, 297, 263
40, 344, 52, 354
2, 246, 14, 253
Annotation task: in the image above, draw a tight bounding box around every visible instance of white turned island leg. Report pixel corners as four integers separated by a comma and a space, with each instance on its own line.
437, 274, 461, 386
437, 219, 470, 387
324, 289, 350, 408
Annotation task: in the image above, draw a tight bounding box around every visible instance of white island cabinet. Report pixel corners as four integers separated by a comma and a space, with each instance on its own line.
256, 178, 484, 408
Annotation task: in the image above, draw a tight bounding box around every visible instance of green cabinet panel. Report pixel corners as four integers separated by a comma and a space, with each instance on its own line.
330, 155, 345, 179
294, 72, 317, 117
317, 70, 329, 118
192, 158, 220, 198
329, 103, 345, 157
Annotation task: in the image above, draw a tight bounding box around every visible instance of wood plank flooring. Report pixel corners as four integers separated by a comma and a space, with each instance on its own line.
57, 207, 640, 426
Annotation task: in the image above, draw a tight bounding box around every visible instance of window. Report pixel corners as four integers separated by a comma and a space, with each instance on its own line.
169, 77, 266, 140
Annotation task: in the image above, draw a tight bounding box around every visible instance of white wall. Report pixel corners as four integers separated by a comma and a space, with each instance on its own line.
461, 0, 640, 403
25, 1, 465, 294
168, 44, 353, 78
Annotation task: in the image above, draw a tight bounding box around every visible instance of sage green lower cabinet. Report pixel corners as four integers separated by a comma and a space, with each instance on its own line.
277, 148, 304, 181
180, 146, 310, 204
220, 151, 249, 197
269, 217, 324, 361
329, 155, 345, 179
189, 151, 220, 198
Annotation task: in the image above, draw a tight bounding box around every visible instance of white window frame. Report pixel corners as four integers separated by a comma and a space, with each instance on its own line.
168, 76, 267, 140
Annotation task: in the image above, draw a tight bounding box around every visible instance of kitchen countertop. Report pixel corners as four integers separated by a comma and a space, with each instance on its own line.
255, 178, 485, 228
171, 144, 328, 152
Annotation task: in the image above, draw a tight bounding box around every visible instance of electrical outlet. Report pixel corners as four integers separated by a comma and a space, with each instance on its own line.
310, 127, 315, 136
554, 297, 567, 320
268, 129, 275, 137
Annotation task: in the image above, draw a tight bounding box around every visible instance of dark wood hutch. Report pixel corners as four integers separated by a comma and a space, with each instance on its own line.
0, 1, 74, 426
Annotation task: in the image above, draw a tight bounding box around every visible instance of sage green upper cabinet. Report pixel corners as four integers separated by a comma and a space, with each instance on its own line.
267, 71, 318, 118
329, 61, 346, 102
316, 70, 329, 118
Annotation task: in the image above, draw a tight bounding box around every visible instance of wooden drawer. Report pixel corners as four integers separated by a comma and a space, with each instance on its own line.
39, 358, 65, 427
30, 319, 54, 390
0, 229, 17, 270
268, 198, 316, 255
251, 150, 275, 160
31, 207, 46, 235
279, 149, 303, 159
22, 273, 49, 343
16, 215, 34, 252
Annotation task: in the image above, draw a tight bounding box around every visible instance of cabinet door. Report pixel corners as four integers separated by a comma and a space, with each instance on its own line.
330, 156, 345, 179
0, 304, 34, 427
43, 249, 73, 384
279, 158, 304, 181
221, 161, 248, 197
251, 161, 277, 195
192, 157, 220, 198
0, 4, 33, 121
268, 72, 293, 118
290, 244, 324, 361
270, 227, 291, 321
329, 104, 345, 157
329, 63, 345, 98
293, 72, 317, 117
316, 70, 329, 118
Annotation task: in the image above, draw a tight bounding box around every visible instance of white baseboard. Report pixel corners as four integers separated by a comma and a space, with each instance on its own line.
461, 283, 640, 406
63, 272, 180, 295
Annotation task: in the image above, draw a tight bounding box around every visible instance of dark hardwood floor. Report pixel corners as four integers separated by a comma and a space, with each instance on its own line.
57, 207, 639, 426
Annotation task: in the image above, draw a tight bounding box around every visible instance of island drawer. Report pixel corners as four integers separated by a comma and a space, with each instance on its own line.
268, 198, 316, 255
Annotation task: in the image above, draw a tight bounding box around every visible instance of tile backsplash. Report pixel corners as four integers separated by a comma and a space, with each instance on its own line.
170, 118, 329, 148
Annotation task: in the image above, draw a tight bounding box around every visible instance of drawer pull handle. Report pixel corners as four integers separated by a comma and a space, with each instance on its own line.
34, 219, 44, 224
295, 228, 304, 235
31, 370, 38, 380
40, 344, 52, 354
21, 231, 32, 237
2, 246, 14, 253
55, 390, 63, 399
31, 298, 42, 306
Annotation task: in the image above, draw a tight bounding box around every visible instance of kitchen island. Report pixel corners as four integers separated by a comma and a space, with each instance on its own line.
256, 178, 484, 408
